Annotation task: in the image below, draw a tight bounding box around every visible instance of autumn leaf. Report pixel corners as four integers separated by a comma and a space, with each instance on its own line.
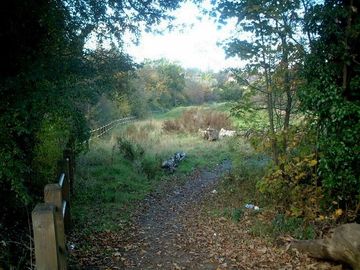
309, 159, 318, 167
334, 209, 343, 218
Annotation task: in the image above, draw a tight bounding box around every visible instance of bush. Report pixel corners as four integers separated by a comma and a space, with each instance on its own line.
141, 155, 160, 179
33, 115, 70, 186
117, 137, 144, 161
257, 150, 323, 220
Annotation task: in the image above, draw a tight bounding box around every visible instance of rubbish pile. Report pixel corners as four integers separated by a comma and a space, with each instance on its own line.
161, 152, 186, 173
199, 127, 237, 141
245, 203, 260, 211
219, 128, 237, 138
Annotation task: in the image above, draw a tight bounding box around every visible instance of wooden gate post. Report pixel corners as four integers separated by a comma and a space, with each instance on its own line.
44, 184, 67, 270
32, 203, 60, 270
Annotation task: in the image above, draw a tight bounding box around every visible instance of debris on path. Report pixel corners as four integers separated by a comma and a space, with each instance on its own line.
161, 151, 186, 173
245, 204, 260, 211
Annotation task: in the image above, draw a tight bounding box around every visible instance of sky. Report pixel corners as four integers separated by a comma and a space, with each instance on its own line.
123, 2, 245, 72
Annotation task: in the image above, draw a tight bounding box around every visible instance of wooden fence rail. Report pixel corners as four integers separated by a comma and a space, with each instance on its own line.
88, 116, 136, 141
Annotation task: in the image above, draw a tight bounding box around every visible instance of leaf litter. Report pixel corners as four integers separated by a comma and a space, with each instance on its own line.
69, 160, 344, 269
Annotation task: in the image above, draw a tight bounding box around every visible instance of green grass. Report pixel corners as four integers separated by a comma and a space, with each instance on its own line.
72, 142, 155, 233
230, 109, 269, 130
152, 105, 194, 120
249, 214, 316, 240
153, 102, 235, 120
206, 101, 236, 112
72, 105, 238, 233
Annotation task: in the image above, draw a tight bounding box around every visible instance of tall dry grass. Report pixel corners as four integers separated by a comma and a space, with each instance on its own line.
162, 108, 233, 133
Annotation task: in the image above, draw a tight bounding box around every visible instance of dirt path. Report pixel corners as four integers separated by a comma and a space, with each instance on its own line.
122, 160, 232, 269
70, 160, 340, 269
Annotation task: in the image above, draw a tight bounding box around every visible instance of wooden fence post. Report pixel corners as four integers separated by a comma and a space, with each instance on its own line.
44, 184, 67, 269
59, 170, 71, 232
32, 203, 61, 270
64, 143, 75, 195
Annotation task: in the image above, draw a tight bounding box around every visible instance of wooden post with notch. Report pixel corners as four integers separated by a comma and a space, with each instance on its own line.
44, 184, 67, 270
32, 203, 63, 270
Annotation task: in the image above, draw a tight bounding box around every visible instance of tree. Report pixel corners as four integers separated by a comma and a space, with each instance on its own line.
300, 0, 360, 213
128, 59, 186, 111
213, 0, 305, 164
213, 70, 243, 102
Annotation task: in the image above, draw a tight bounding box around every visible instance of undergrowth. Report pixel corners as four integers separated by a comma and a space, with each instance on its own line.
207, 137, 320, 241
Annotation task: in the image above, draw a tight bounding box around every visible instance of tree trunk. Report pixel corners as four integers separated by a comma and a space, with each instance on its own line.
290, 223, 360, 270
279, 22, 292, 153
260, 20, 279, 165
342, 0, 353, 95
267, 91, 279, 164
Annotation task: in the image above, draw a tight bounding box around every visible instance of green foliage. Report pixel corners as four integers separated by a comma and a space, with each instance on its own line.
126, 59, 187, 112
213, 0, 359, 222
117, 137, 145, 161
300, 0, 360, 213
258, 153, 322, 219
215, 80, 243, 102
125, 63, 241, 113
231, 208, 244, 222
270, 214, 316, 240
33, 114, 70, 186
183, 70, 220, 104
86, 94, 131, 128
214, 0, 305, 166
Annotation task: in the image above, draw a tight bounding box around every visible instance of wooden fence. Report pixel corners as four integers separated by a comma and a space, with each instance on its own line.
32, 150, 74, 270
31, 116, 135, 269
88, 116, 136, 141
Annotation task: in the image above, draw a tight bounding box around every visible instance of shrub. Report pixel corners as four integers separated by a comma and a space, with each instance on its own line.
141, 155, 160, 179
116, 137, 144, 161
257, 151, 324, 220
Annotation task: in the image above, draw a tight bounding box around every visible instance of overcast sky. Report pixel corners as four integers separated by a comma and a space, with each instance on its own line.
123, 2, 245, 72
